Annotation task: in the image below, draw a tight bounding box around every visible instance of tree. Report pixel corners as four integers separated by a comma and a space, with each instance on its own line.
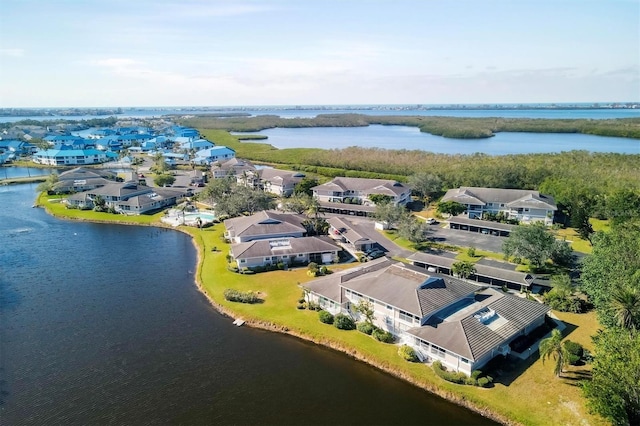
539, 329, 568, 377
452, 261, 476, 279
36, 172, 59, 193
436, 200, 466, 217
583, 328, 640, 426
374, 202, 409, 229
151, 152, 170, 173
609, 286, 640, 331
368, 194, 393, 205
606, 189, 640, 225
354, 300, 375, 324
408, 172, 442, 203
550, 239, 574, 267
92, 195, 107, 212
397, 216, 430, 243
281, 193, 310, 214
571, 205, 595, 245
502, 223, 556, 270
581, 223, 640, 329
294, 177, 319, 196
543, 274, 583, 313
154, 173, 176, 187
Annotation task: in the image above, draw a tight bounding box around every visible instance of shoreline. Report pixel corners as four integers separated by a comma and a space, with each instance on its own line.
37, 199, 515, 426
49, 207, 519, 423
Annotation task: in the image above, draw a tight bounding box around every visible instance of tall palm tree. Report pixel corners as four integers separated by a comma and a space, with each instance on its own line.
539, 329, 568, 377
610, 286, 640, 331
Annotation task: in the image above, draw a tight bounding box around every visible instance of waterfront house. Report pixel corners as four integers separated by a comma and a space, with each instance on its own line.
33, 147, 108, 166
53, 167, 118, 193
230, 236, 339, 268
440, 187, 557, 225
224, 211, 307, 243
66, 181, 186, 214
304, 260, 549, 375
312, 177, 411, 216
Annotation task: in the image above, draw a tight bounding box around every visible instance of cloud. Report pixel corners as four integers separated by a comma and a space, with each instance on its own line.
0, 48, 25, 57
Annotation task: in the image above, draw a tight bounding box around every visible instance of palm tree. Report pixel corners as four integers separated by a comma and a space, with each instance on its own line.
539, 329, 568, 377
452, 261, 476, 279
610, 286, 640, 331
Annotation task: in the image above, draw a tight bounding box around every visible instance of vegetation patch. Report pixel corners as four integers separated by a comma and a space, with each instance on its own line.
223, 288, 262, 304
398, 344, 419, 362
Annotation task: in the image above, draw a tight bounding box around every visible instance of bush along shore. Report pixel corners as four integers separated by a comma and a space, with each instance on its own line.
37, 195, 605, 426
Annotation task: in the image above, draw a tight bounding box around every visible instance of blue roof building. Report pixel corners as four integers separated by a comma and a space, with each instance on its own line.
193, 146, 236, 165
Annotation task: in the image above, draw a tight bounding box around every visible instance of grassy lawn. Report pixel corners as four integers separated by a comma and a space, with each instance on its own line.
40, 197, 606, 426
552, 219, 610, 255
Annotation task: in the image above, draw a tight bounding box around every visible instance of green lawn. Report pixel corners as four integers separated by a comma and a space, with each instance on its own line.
40, 197, 606, 426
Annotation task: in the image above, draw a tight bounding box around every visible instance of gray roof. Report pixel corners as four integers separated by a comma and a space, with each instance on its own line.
407, 288, 550, 361
259, 168, 304, 186
224, 211, 307, 239
342, 262, 481, 317
312, 177, 409, 197
58, 166, 116, 181
211, 157, 256, 174
441, 187, 557, 210
327, 217, 372, 244
407, 252, 534, 287
448, 216, 518, 232
319, 201, 376, 213
231, 236, 339, 260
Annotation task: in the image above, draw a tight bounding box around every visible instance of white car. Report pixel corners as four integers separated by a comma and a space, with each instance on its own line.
426, 218, 437, 225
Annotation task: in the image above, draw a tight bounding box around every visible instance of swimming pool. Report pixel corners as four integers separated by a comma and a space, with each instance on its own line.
183, 211, 216, 222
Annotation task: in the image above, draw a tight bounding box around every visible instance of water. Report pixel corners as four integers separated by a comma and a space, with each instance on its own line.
235, 125, 640, 155
0, 184, 495, 425
1, 105, 638, 123
0, 167, 54, 179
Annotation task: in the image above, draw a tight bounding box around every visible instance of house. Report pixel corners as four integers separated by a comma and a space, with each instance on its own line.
230, 236, 340, 269
211, 158, 256, 180
257, 168, 305, 196
193, 146, 236, 165
53, 167, 118, 193
44, 134, 89, 148
312, 177, 411, 216
224, 210, 307, 243
33, 147, 108, 166
66, 181, 186, 214
304, 260, 550, 375
0, 139, 37, 156
176, 138, 214, 151
440, 187, 557, 225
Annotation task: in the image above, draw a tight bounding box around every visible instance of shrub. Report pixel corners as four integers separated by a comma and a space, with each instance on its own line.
467, 247, 476, 257
296, 304, 306, 310
563, 340, 584, 365
334, 313, 356, 330
223, 289, 261, 304
478, 377, 490, 387
372, 328, 395, 343
298, 298, 306, 304
319, 265, 329, 275
357, 322, 375, 335
307, 301, 320, 311
398, 345, 419, 362
318, 310, 334, 324
432, 361, 466, 384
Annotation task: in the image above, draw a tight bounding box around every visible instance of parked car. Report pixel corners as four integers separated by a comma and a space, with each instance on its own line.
366, 250, 385, 260
426, 218, 437, 225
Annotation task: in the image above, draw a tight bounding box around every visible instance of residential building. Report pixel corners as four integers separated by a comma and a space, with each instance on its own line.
440, 187, 557, 225
211, 158, 256, 180
312, 177, 411, 207
66, 181, 186, 214
33, 147, 108, 166
304, 260, 549, 375
224, 211, 307, 243
230, 236, 339, 268
257, 168, 305, 196
193, 146, 236, 165
53, 167, 118, 193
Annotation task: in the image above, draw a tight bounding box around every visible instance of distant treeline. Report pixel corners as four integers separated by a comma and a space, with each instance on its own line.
180, 114, 640, 139
0, 117, 118, 130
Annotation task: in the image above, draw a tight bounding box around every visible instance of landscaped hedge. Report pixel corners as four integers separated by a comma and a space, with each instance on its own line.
398, 345, 419, 362
333, 313, 356, 330
357, 322, 375, 335
372, 328, 394, 343
223, 289, 261, 304
432, 361, 493, 387
563, 340, 584, 365
318, 310, 334, 324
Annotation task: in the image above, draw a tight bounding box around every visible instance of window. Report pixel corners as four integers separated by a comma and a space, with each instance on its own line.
240, 259, 246, 263
386, 305, 392, 311
430, 345, 445, 358
461, 358, 469, 364
399, 310, 414, 323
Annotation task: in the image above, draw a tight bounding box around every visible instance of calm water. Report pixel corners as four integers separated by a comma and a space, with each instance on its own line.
1, 106, 638, 123
0, 167, 53, 179
236, 125, 640, 155
0, 184, 495, 425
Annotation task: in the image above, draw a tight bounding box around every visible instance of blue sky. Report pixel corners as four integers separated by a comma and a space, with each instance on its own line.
0, 0, 638, 107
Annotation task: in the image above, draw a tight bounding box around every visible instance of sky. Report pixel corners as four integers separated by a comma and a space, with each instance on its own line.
0, 0, 638, 107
